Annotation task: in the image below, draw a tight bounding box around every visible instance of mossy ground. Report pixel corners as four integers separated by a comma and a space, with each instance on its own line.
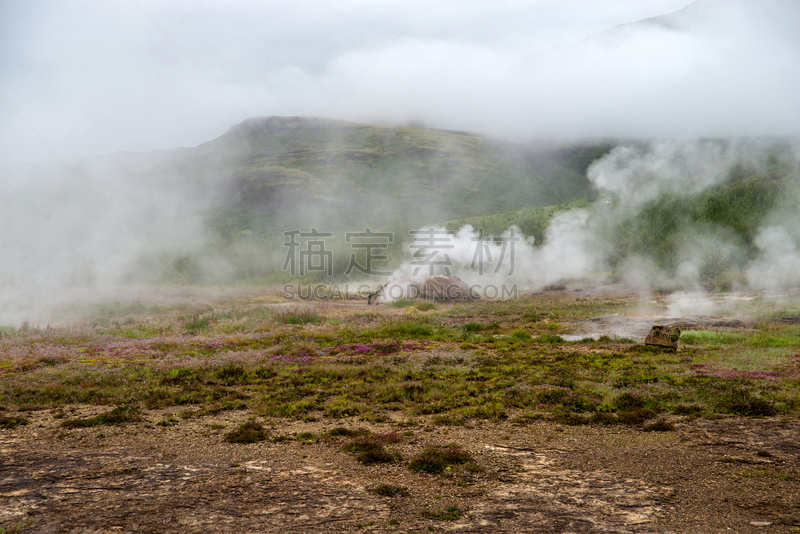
1, 286, 799, 427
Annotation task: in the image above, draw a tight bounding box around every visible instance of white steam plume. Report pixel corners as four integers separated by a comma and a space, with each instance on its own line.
394, 210, 605, 291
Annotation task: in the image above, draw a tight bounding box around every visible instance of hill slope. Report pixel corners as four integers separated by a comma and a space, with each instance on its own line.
183, 116, 604, 234
9, 116, 606, 283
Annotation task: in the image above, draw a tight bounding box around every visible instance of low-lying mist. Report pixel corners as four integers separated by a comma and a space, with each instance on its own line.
438, 138, 800, 293
1, 124, 798, 326
584, 138, 800, 291
0, 150, 223, 325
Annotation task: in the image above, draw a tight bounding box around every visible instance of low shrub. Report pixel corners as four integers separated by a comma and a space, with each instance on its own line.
370, 484, 409, 497
432, 413, 465, 426
224, 420, 270, 443
324, 397, 368, 418
511, 412, 544, 426
643, 419, 675, 432
672, 403, 704, 416
0, 416, 30, 429
613, 391, 649, 410
296, 431, 316, 443
392, 299, 436, 311
325, 426, 370, 438
408, 444, 479, 473
511, 329, 532, 340
274, 309, 323, 325
550, 410, 589, 425
422, 506, 467, 520
537, 333, 564, 343
716, 390, 777, 417
589, 412, 620, 425
61, 406, 142, 429
343, 436, 401, 465
183, 313, 214, 335
617, 408, 657, 425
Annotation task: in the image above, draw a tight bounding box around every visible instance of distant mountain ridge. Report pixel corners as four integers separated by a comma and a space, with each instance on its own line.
585, 0, 799, 43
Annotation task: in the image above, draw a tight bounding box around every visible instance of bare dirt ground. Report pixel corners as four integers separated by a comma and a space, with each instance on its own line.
2, 408, 798, 533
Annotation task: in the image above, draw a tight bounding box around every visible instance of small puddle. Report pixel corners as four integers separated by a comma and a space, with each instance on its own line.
567, 314, 747, 341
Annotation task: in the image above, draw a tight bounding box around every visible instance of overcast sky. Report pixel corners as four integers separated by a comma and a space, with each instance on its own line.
1, 0, 798, 165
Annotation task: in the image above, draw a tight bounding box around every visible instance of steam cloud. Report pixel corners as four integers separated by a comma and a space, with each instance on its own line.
2, 136, 800, 324
418, 210, 605, 290
1, 0, 799, 323
0, 155, 220, 325
409, 138, 800, 296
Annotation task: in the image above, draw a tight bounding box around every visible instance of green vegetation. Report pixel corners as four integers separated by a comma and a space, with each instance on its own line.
0, 521, 35, 534
392, 299, 437, 311
421, 506, 467, 521
370, 484, 409, 498
2, 289, 799, 431
537, 333, 565, 343
408, 445, 479, 473
224, 420, 270, 443
342, 435, 402, 464
274, 309, 323, 325
643, 419, 676, 432
326, 426, 371, 438
61, 406, 142, 429
0, 416, 30, 429
601, 149, 800, 288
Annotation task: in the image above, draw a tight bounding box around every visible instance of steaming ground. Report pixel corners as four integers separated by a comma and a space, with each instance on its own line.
399, 138, 800, 294
0, 285, 259, 327
1, 131, 799, 327
438, 139, 800, 295
583, 139, 800, 290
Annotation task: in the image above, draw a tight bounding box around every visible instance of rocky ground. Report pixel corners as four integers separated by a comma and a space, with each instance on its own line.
2, 408, 798, 533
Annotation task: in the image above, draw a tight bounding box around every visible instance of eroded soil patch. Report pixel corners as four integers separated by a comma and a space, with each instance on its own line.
1, 410, 798, 533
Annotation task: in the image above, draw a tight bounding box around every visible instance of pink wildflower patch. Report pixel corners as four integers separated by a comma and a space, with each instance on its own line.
329, 341, 429, 358
265, 350, 316, 364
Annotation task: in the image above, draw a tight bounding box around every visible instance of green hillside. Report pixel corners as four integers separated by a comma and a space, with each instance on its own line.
605, 150, 800, 289
58, 117, 615, 284
121, 116, 612, 282
73, 117, 798, 287
188, 117, 604, 234
443, 200, 590, 246
78, 117, 800, 288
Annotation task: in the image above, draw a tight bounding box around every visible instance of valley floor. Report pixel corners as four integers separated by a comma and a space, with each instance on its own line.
1, 285, 799, 533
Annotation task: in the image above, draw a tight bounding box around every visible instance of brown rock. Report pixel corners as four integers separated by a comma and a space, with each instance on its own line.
645, 325, 681, 350
780, 315, 800, 325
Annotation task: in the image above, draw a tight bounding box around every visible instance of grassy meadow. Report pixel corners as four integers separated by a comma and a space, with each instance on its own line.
1, 286, 798, 429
